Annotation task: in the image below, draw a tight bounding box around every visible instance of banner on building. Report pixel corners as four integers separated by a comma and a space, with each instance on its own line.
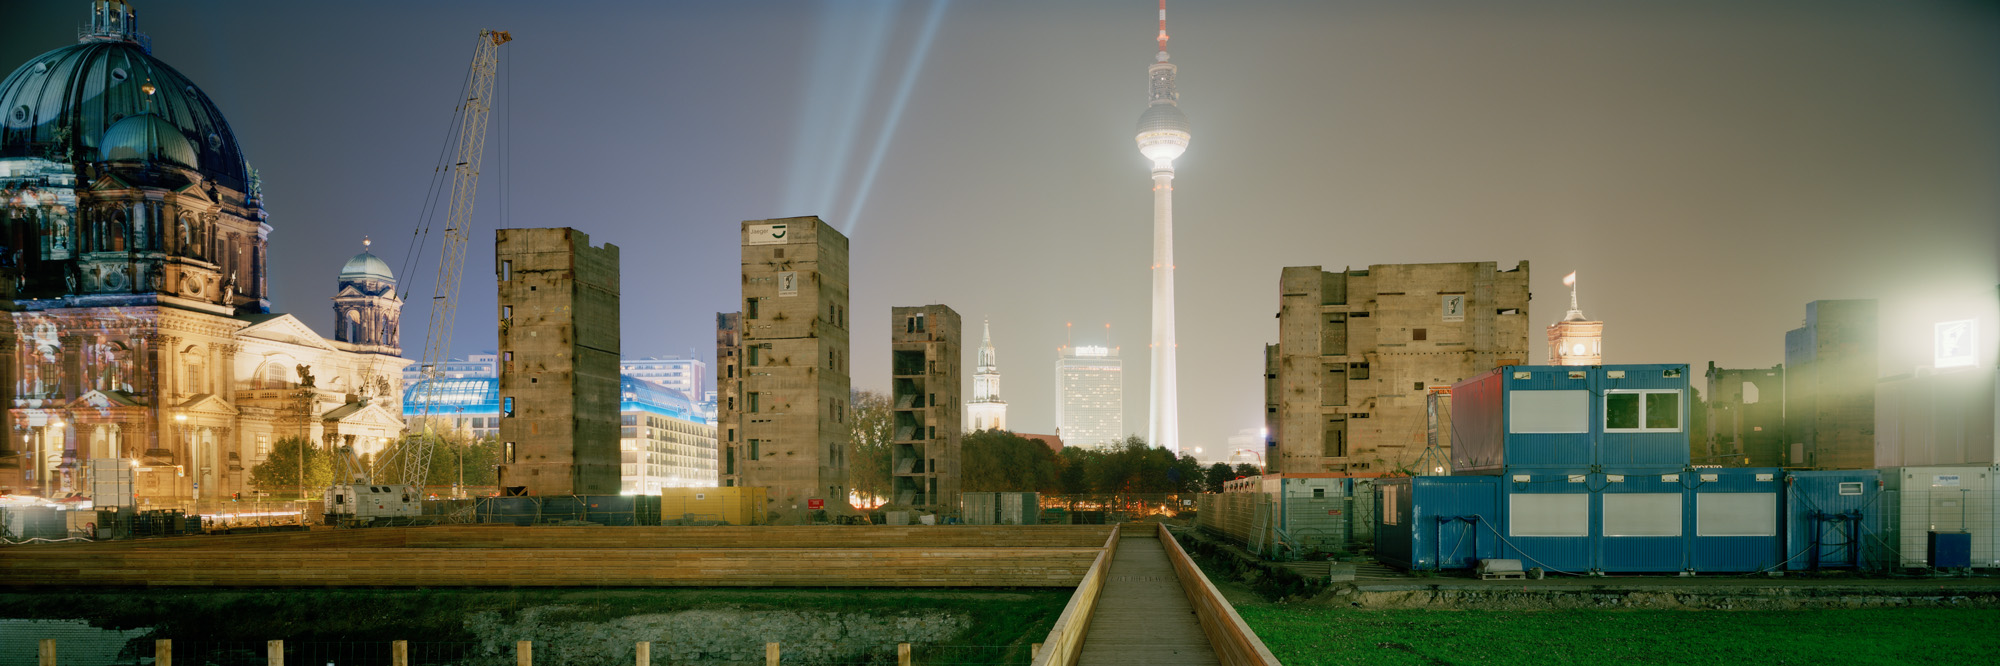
746, 223, 789, 245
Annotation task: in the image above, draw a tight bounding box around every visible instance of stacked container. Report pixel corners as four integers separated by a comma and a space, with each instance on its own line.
1784, 470, 1882, 571
1374, 476, 1501, 571
1880, 466, 1999, 568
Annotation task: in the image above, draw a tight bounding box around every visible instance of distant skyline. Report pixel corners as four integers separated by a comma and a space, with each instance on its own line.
5, 1, 1996, 457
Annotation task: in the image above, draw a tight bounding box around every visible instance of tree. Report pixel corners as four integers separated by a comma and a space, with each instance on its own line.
1204, 462, 1232, 493
377, 417, 501, 491
248, 436, 333, 497
847, 389, 893, 505
1687, 385, 1710, 461
962, 429, 1061, 491
1233, 463, 1261, 479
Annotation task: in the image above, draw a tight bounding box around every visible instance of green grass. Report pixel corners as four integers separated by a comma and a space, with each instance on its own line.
1237, 606, 2000, 666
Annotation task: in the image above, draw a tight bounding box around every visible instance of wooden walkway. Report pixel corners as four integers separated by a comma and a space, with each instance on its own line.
1076, 530, 1222, 666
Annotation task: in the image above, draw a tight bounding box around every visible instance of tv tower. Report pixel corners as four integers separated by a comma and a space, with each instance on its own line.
1137, 0, 1190, 454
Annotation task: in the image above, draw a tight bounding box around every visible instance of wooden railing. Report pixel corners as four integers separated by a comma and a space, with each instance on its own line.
1157, 522, 1280, 666
0, 525, 1117, 588
1029, 527, 1121, 666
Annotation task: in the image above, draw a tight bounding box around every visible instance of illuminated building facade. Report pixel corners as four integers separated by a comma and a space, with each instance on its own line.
964, 319, 1007, 432
400, 352, 497, 388
621, 355, 706, 401
1546, 272, 1603, 366
404, 374, 717, 493
0, 2, 409, 503
1056, 344, 1124, 449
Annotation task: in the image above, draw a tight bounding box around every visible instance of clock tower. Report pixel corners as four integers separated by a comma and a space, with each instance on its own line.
1547, 271, 1603, 365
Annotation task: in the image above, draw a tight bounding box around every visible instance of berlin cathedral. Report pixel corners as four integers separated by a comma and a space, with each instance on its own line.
0, 1, 410, 504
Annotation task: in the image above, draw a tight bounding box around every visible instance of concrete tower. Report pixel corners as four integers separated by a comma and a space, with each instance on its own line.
1136, 0, 1190, 454
1547, 271, 1604, 366
965, 318, 1008, 432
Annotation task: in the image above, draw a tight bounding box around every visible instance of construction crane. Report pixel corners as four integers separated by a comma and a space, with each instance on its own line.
328, 29, 509, 522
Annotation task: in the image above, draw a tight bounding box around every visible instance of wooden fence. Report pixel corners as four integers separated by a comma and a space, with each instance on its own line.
1158, 523, 1281, 666
1027, 527, 1121, 666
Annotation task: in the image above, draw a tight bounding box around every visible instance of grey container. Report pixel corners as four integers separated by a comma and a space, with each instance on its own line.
962, 492, 998, 525
998, 492, 1038, 525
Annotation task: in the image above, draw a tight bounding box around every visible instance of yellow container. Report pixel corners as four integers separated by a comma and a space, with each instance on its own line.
661, 487, 767, 525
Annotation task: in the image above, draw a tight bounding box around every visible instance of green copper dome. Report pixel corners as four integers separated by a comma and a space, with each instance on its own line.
0, 36, 248, 190
98, 113, 198, 168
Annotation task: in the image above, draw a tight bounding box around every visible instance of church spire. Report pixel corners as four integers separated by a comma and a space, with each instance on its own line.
965, 317, 1007, 432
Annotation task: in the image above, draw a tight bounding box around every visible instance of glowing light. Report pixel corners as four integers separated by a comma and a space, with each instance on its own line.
842, 0, 951, 231
1935, 319, 1979, 368
1563, 272, 1577, 287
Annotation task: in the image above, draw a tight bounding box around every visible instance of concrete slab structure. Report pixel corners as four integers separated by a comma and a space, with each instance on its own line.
890, 305, 962, 510
718, 217, 852, 513
1703, 363, 1787, 467
1785, 299, 1877, 469
494, 228, 621, 496
1267, 262, 1529, 474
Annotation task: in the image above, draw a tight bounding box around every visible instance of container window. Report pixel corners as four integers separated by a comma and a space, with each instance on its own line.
1695, 493, 1777, 536
1602, 493, 1682, 537
1509, 494, 1588, 537
1380, 485, 1401, 526
1606, 390, 1682, 432
1508, 390, 1589, 434
1838, 482, 1863, 496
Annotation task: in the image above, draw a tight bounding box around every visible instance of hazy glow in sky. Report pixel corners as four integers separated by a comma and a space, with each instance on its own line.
4, 1, 1995, 457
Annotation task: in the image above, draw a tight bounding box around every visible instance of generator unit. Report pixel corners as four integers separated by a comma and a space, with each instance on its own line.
324, 484, 421, 525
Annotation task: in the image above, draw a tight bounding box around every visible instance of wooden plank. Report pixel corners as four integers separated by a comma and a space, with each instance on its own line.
1155, 523, 1280, 666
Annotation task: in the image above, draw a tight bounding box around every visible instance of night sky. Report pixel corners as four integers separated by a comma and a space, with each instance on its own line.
5, 1, 1996, 459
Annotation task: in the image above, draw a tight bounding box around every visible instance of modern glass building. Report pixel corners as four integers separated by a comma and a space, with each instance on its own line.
1056, 345, 1125, 449
405, 374, 717, 493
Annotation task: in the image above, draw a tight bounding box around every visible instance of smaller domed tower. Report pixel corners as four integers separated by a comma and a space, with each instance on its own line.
333, 238, 401, 356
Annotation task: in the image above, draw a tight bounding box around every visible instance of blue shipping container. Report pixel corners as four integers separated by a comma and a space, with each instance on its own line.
1689, 468, 1786, 573
1784, 470, 1882, 571
1375, 476, 1502, 571
1497, 472, 1596, 573
1597, 471, 1691, 573
1452, 364, 1691, 474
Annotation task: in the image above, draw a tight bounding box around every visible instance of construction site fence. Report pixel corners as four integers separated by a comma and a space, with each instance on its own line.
1030, 493, 1197, 525
1194, 489, 1376, 560
9, 636, 1043, 666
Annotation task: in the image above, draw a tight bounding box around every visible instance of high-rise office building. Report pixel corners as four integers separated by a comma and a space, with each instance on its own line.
494, 228, 622, 496
716, 217, 851, 512
1056, 344, 1125, 449
621, 356, 707, 400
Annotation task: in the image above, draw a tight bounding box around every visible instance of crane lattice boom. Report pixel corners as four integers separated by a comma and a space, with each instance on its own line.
374, 29, 510, 489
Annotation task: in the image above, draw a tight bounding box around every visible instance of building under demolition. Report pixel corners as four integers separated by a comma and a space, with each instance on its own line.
890, 304, 961, 510
494, 228, 621, 496
1265, 262, 1530, 474
716, 217, 852, 514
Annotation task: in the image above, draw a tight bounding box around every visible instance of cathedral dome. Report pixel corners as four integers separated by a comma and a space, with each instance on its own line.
340, 251, 395, 283
99, 113, 198, 168
0, 18, 249, 190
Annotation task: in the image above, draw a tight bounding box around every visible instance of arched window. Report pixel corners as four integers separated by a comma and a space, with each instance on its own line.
261, 362, 291, 389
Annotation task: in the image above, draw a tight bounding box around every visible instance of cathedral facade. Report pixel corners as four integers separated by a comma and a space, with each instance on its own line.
0, 1, 408, 505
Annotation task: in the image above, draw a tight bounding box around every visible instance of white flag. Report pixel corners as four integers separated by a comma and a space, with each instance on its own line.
1562, 272, 1576, 287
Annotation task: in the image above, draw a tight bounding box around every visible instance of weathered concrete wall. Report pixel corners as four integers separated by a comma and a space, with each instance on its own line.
1785, 299, 1877, 469
494, 228, 621, 496
729, 217, 851, 513
1704, 363, 1786, 466
1272, 262, 1529, 474
891, 305, 961, 510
